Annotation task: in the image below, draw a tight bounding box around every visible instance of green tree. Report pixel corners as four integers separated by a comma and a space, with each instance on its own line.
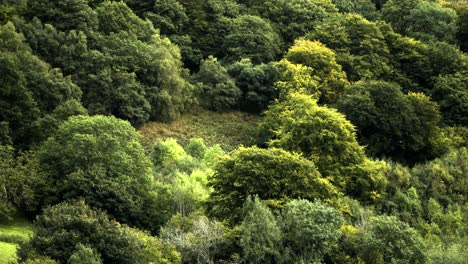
357, 215, 427, 264
308, 14, 393, 82
283, 39, 349, 103
274, 59, 320, 100
282, 199, 343, 263
333, 0, 379, 20
0, 22, 83, 147
227, 59, 279, 112
68, 244, 102, 264
382, 0, 458, 43
144, 0, 189, 36
18, 200, 181, 263
412, 147, 467, 209
432, 72, 468, 126
37, 115, 155, 230
192, 56, 241, 111
95, 1, 154, 40
259, 93, 366, 190
258, 0, 339, 43
26, 0, 98, 32
337, 80, 443, 164
223, 15, 281, 63
208, 146, 339, 222
0, 145, 49, 218
240, 197, 282, 264
160, 213, 227, 264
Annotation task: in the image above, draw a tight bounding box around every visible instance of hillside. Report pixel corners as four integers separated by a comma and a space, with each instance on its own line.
0, 0, 467, 263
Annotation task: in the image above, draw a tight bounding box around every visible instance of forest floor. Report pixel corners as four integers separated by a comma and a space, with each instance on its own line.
139, 109, 260, 151
0, 217, 32, 264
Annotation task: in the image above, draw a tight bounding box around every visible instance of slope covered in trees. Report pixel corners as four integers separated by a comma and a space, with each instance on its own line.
0, 0, 467, 263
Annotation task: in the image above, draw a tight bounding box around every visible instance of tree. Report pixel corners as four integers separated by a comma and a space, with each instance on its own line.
207, 146, 339, 222
192, 56, 241, 111
37, 115, 155, 230
308, 14, 393, 82
160, 213, 227, 264
283, 39, 349, 103
95, 1, 154, 40
18, 200, 181, 263
357, 215, 427, 264
80, 31, 195, 123
412, 147, 468, 208
274, 59, 320, 100
223, 15, 281, 63
0, 22, 83, 148
332, 0, 379, 21
144, 0, 189, 36
227, 59, 279, 112
432, 72, 468, 126
240, 197, 282, 264
257, 0, 339, 43
68, 244, 102, 264
259, 93, 366, 190
26, 0, 98, 32
0, 145, 50, 218
337, 80, 443, 163
382, 0, 458, 43
281, 199, 343, 263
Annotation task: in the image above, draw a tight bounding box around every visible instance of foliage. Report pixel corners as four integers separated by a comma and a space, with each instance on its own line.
357, 215, 427, 264
0, 146, 48, 217
223, 15, 281, 63
281, 199, 344, 263
208, 146, 339, 222
382, 0, 459, 43
149, 138, 216, 216
282, 39, 349, 103
432, 72, 468, 126
257, 0, 339, 43
18, 200, 181, 263
333, 0, 379, 20
337, 80, 444, 164
259, 93, 366, 191
25, 0, 98, 32
37, 115, 157, 230
227, 59, 279, 112
161, 213, 227, 264
0, 241, 18, 264
192, 56, 241, 111
240, 197, 282, 264
412, 147, 467, 209
68, 244, 102, 264
308, 14, 393, 82
0, 22, 83, 148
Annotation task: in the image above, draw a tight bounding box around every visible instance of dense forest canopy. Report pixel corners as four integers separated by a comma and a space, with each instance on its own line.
0, 0, 467, 263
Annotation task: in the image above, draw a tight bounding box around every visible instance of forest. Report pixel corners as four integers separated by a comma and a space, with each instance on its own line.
0, 0, 467, 263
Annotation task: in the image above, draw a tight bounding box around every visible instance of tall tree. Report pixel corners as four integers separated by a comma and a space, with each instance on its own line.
240, 197, 282, 264
382, 0, 458, 43
337, 80, 444, 163
282, 199, 343, 263
192, 56, 241, 111
18, 200, 181, 263
208, 146, 338, 222
223, 15, 281, 63
37, 115, 157, 230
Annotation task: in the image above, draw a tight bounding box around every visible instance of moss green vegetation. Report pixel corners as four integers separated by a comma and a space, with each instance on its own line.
0, 217, 32, 264
0, 241, 17, 264
0, 0, 467, 262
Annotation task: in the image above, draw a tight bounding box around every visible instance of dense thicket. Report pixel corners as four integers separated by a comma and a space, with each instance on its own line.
0, 0, 467, 263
